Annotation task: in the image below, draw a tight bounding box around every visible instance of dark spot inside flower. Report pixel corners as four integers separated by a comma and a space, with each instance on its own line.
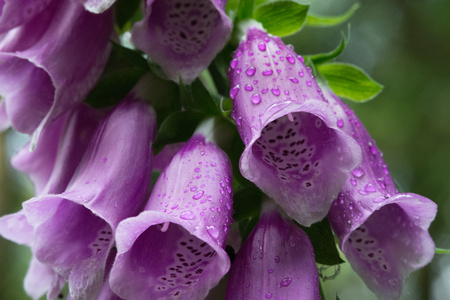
58, 294, 63, 299
226, 245, 236, 262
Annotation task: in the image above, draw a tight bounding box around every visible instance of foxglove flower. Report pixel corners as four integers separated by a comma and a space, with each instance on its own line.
110, 122, 233, 300
0, 0, 112, 141
228, 27, 361, 226
132, 0, 232, 83
22, 98, 156, 299
225, 201, 320, 300
0, 104, 103, 299
325, 88, 437, 300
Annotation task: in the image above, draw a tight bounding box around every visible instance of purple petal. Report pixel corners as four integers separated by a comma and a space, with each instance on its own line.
228, 28, 361, 226
110, 133, 233, 300
0, 0, 112, 137
325, 88, 437, 300
76, 0, 116, 13
0, 0, 53, 33
23, 98, 157, 299
225, 203, 320, 300
132, 0, 232, 83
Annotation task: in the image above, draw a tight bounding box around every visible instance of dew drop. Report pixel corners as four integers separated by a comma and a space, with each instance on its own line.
103, 157, 107, 162
230, 58, 238, 69
258, 41, 266, 51
268, 268, 274, 274
194, 167, 200, 172
337, 119, 344, 128
280, 277, 292, 287
262, 69, 273, 76
230, 84, 240, 99
207, 225, 219, 239
298, 70, 304, 77
245, 67, 256, 76
193, 190, 204, 200
297, 55, 304, 62
306, 80, 312, 87
365, 183, 376, 193
271, 88, 280, 96
251, 93, 261, 104
289, 77, 299, 83
265, 293, 273, 299
245, 84, 253, 91
352, 167, 365, 178
180, 211, 195, 220
350, 178, 357, 186
274, 256, 280, 263
286, 55, 295, 64
262, 88, 269, 94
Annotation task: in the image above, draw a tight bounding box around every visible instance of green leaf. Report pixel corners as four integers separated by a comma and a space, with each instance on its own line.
233, 186, 263, 222
114, 0, 142, 32
153, 111, 204, 152
436, 247, 450, 254
180, 79, 221, 116
307, 28, 350, 65
298, 218, 344, 265
306, 3, 360, 27
254, 0, 309, 37
237, 0, 255, 20
336, 295, 341, 300
84, 42, 149, 108
317, 63, 383, 102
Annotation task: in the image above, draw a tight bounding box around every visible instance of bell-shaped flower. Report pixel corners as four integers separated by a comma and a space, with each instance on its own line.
225, 201, 320, 300
109, 120, 233, 300
0, 0, 112, 142
228, 27, 361, 226
325, 88, 437, 300
0, 104, 104, 299
132, 0, 232, 83
22, 97, 157, 299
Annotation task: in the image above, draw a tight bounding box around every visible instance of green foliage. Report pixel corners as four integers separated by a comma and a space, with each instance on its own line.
180, 79, 221, 116
254, 0, 309, 37
114, 0, 142, 33
307, 28, 350, 65
317, 63, 383, 102
436, 248, 450, 254
306, 3, 361, 27
233, 186, 263, 242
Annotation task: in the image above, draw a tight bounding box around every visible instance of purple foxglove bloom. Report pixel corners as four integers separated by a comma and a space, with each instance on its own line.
0, 0, 112, 140
0, 104, 104, 299
22, 97, 157, 299
225, 202, 320, 300
109, 126, 233, 300
228, 27, 361, 226
325, 88, 437, 300
132, 0, 232, 83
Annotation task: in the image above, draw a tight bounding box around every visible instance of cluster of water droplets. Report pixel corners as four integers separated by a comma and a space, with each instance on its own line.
155, 237, 216, 297
162, 0, 218, 54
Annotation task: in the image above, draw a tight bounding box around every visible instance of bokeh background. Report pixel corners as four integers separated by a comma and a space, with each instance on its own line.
1, 0, 449, 299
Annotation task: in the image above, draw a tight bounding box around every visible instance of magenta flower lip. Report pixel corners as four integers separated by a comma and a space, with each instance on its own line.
110, 131, 233, 300
132, 0, 232, 83
325, 87, 437, 300
228, 27, 361, 226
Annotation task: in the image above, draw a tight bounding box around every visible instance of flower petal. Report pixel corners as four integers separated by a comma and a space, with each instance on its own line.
0, 0, 52, 33
110, 133, 233, 300
23, 97, 157, 299
325, 88, 437, 300
225, 203, 320, 300
0, 0, 112, 137
132, 0, 232, 83
228, 28, 361, 226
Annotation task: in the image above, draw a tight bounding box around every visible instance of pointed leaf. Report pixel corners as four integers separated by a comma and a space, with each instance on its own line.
307, 28, 350, 65
306, 3, 360, 27
254, 1, 309, 37
317, 63, 383, 102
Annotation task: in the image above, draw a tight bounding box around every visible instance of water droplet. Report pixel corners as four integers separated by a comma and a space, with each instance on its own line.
251, 93, 261, 104
306, 80, 312, 87
280, 277, 292, 287
230, 84, 240, 99
245, 84, 253, 91
377, 178, 386, 189
236, 68, 242, 74
271, 88, 280, 96
352, 167, 365, 178
210, 162, 216, 167
180, 211, 195, 220
258, 41, 267, 51
286, 55, 295, 64
230, 58, 238, 69
248, 51, 254, 56
245, 67, 256, 76
193, 190, 204, 200
337, 119, 344, 128
194, 167, 200, 172
262, 69, 273, 76
274, 256, 280, 263
365, 183, 376, 193
190, 186, 197, 192
207, 225, 219, 239
268, 268, 274, 274
358, 189, 369, 195
298, 70, 304, 77
350, 178, 357, 186
171, 204, 178, 210
265, 293, 273, 299
289, 77, 299, 83
103, 157, 107, 162
262, 87, 269, 94
297, 55, 304, 62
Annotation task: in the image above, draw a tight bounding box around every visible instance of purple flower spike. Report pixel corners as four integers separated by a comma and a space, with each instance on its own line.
0, 0, 112, 140
225, 202, 320, 300
132, 0, 232, 83
110, 128, 233, 300
23, 98, 156, 299
228, 28, 361, 226
325, 88, 437, 300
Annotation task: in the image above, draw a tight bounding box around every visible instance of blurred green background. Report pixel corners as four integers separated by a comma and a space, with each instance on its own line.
1, 0, 450, 299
